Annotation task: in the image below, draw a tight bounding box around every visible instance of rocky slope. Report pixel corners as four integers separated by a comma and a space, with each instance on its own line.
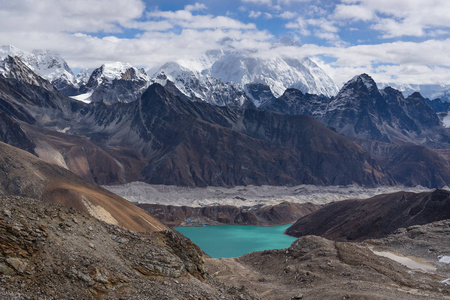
206, 221, 450, 300
0, 196, 257, 299
355, 138, 450, 188
367, 219, 450, 277
0, 141, 165, 232
138, 202, 321, 227
285, 189, 450, 241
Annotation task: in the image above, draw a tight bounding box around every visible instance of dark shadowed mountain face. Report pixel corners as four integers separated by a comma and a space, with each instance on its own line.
265, 74, 445, 145
355, 138, 450, 188
286, 189, 450, 241
264, 88, 329, 117
0, 112, 35, 153
77, 83, 393, 187
0, 59, 395, 187
424, 97, 450, 113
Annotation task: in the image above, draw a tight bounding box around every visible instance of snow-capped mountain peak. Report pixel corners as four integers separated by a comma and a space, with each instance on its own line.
75, 61, 150, 104
75, 68, 96, 86
100, 62, 148, 82
85, 62, 149, 89
335, 73, 378, 99
347, 73, 377, 91
0, 45, 75, 85
0, 45, 27, 59
153, 42, 339, 108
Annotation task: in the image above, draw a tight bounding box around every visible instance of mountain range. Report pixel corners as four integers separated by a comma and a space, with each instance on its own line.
0, 45, 449, 188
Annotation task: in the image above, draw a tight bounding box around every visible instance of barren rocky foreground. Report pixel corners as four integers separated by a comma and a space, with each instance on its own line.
206, 220, 450, 300
0, 196, 257, 299
1, 194, 449, 299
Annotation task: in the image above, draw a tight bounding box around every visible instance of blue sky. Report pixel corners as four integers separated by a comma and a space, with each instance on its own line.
1, 0, 450, 87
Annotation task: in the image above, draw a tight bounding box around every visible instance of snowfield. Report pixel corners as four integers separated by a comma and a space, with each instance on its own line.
439, 256, 450, 264
103, 182, 437, 208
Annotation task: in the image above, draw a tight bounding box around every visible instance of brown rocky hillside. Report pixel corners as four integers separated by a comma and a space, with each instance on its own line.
0, 141, 165, 232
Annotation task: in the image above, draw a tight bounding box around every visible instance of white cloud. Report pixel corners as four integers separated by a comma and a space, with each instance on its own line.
249, 11, 262, 18
279, 11, 298, 19
241, 0, 310, 7
185, 3, 207, 12
288, 17, 341, 43
0, 0, 145, 33
372, 18, 425, 38
338, 0, 450, 38
0, 0, 263, 71
242, 0, 273, 5
333, 4, 374, 22
278, 0, 311, 4
286, 17, 311, 36
254, 37, 450, 86
146, 9, 256, 30
308, 18, 338, 34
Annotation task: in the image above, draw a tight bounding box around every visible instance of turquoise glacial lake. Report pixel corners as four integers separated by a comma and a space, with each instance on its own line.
175, 224, 296, 258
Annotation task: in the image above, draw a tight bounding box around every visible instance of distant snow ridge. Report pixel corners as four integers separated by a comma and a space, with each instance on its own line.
378, 82, 450, 101
1, 43, 339, 108
75, 68, 96, 86
153, 38, 339, 107
0, 45, 75, 85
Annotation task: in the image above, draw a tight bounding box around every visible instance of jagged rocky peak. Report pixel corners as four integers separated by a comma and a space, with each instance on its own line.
408, 91, 424, 100
328, 73, 383, 110
153, 61, 200, 88
282, 88, 304, 99
378, 82, 450, 103
340, 73, 379, 95
405, 91, 441, 128
0, 55, 54, 90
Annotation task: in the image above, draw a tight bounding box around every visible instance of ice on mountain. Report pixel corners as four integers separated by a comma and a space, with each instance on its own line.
153, 42, 338, 108
0, 45, 75, 85
70, 91, 93, 103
